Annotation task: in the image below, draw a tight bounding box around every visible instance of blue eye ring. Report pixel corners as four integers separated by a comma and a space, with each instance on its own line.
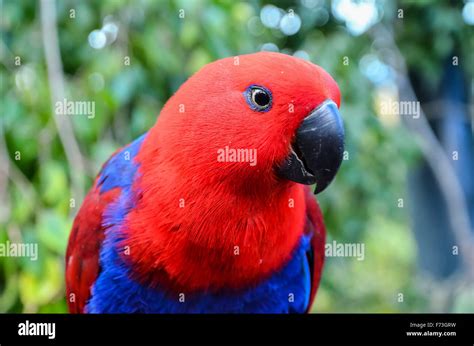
244, 85, 273, 112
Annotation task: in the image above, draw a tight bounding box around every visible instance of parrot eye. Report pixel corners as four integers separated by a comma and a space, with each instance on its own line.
245, 85, 272, 112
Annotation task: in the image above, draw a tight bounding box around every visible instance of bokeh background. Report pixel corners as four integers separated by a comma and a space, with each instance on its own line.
1, 0, 473, 313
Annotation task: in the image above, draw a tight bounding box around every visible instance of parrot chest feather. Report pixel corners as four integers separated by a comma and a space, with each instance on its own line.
70, 132, 323, 313
88, 228, 313, 313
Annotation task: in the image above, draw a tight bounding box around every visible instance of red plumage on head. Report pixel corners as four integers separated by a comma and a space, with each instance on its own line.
124, 52, 339, 292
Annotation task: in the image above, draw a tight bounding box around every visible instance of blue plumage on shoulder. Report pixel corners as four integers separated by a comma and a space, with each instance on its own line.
97, 133, 147, 194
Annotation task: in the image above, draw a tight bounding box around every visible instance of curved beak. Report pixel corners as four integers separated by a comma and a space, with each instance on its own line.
276, 100, 345, 194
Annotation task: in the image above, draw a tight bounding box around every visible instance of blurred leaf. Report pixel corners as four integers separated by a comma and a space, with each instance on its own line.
37, 211, 70, 254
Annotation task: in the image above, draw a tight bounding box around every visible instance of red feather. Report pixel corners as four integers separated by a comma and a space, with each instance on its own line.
122, 53, 338, 292
65, 184, 119, 313
66, 52, 338, 312
304, 186, 326, 312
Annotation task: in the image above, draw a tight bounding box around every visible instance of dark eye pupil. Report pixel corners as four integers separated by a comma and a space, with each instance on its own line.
245, 85, 272, 112
253, 90, 270, 107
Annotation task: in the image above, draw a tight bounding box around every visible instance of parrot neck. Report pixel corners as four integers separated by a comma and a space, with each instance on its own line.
124, 133, 308, 292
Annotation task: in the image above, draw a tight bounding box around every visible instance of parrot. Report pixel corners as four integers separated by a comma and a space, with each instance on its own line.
65, 52, 344, 313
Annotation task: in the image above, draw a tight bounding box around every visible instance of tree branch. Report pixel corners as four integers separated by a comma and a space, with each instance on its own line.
40, 0, 85, 205
371, 25, 474, 279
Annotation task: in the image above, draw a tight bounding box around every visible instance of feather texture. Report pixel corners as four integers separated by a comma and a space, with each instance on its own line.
66, 52, 338, 313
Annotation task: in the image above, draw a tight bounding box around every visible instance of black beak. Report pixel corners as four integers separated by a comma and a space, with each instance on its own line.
276, 100, 344, 194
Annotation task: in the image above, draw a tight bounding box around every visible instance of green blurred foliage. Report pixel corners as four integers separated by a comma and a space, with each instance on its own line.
0, 0, 472, 313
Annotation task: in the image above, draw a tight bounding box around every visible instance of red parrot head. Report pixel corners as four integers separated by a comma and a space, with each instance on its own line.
131, 52, 343, 290
151, 51, 344, 194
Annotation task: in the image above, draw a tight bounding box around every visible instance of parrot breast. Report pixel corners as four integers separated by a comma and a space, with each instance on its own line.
81, 133, 316, 313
